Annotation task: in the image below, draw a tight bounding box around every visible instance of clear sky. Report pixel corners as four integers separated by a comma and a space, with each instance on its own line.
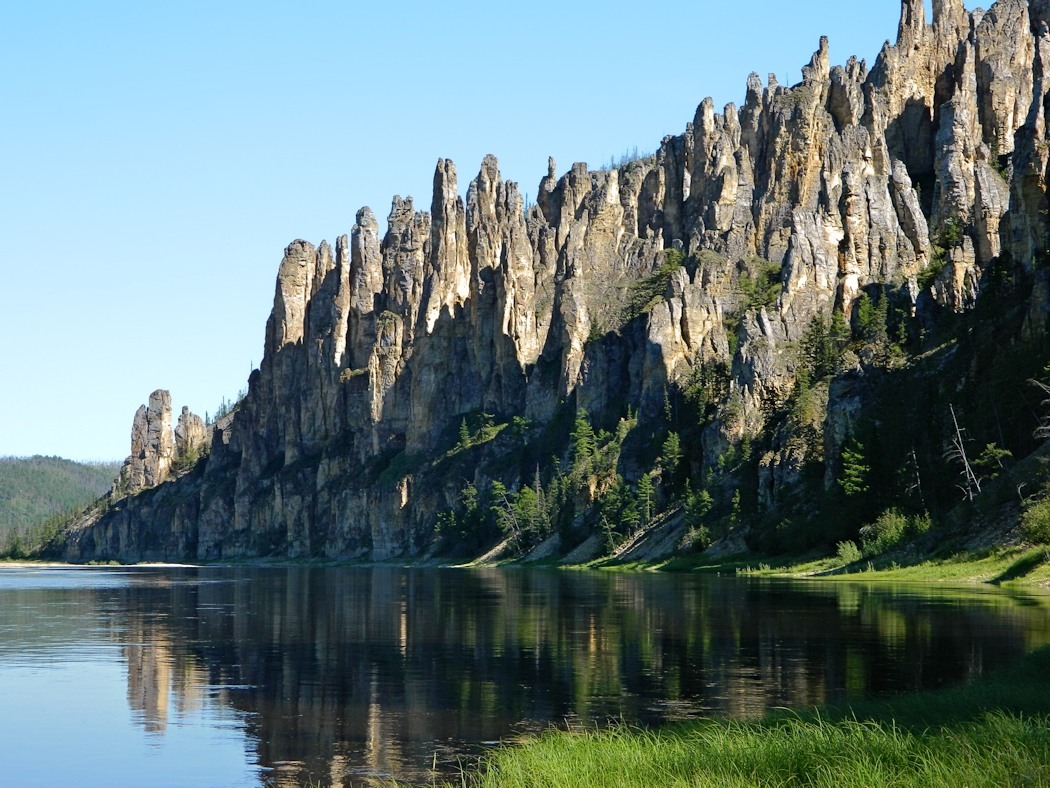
0, 1, 922, 462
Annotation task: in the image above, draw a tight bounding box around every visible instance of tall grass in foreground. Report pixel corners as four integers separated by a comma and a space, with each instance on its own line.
458, 647, 1050, 787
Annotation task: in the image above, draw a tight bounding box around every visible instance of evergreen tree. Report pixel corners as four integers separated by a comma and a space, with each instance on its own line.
532, 466, 549, 535
662, 432, 683, 479
637, 473, 654, 527
855, 290, 891, 352
855, 293, 876, 339
571, 409, 597, 469
739, 435, 752, 463
620, 497, 641, 533
684, 482, 713, 526
839, 438, 870, 497
801, 315, 843, 379
974, 443, 1012, 480
729, 490, 742, 530
514, 486, 542, 542
830, 310, 851, 348
489, 480, 510, 527
461, 481, 479, 513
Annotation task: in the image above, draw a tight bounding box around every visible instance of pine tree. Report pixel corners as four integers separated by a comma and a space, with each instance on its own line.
532, 466, 549, 536
685, 483, 713, 526
637, 473, 654, 527
855, 293, 876, 339
489, 480, 510, 531
856, 290, 890, 352
571, 409, 596, 470
514, 487, 541, 543
839, 437, 870, 497
830, 310, 851, 349
662, 432, 683, 478
801, 316, 838, 379
974, 443, 1012, 480
620, 496, 641, 533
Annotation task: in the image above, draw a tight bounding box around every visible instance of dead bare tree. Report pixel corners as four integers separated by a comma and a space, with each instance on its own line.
1030, 378, 1050, 440
906, 446, 927, 512
945, 403, 982, 501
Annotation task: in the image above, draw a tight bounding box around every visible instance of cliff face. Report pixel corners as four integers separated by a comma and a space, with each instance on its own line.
65, 0, 1050, 562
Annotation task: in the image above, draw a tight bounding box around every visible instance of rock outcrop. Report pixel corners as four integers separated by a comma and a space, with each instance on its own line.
65, 0, 1050, 563
114, 390, 175, 493
175, 406, 208, 461
113, 393, 208, 496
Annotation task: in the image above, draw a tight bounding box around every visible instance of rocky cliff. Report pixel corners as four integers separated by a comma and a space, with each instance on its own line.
64, 0, 1050, 563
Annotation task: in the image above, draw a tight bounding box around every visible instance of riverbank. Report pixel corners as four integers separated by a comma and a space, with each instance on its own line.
0, 560, 198, 569
5, 541, 1050, 589
583, 543, 1050, 588
459, 645, 1050, 787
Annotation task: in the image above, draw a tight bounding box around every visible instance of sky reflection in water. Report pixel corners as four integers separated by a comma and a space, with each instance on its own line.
1, 565, 1049, 786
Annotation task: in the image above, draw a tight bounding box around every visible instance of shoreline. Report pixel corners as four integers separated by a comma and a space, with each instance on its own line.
0, 560, 200, 569
460, 645, 1050, 787
3, 543, 1049, 588
581, 543, 1050, 589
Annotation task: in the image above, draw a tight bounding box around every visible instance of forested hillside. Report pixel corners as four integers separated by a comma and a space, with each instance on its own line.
0, 456, 118, 531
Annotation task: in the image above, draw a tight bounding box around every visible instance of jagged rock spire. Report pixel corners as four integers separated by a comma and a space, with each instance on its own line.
114, 390, 174, 493
897, 0, 926, 50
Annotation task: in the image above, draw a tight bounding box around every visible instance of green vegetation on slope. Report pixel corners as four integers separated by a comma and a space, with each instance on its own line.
410, 248, 1050, 574
635, 544, 1050, 587
463, 646, 1050, 787
0, 456, 118, 558
0, 456, 118, 529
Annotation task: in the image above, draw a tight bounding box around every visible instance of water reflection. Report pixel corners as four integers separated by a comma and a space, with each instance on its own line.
2, 567, 1050, 786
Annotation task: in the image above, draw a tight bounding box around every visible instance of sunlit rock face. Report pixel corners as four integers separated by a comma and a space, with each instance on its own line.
174, 406, 208, 461
113, 390, 175, 493
66, 0, 1050, 562
111, 392, 208, 499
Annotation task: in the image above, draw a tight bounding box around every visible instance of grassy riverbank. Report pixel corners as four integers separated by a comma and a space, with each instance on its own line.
592, 543, 1050, 588
461, 646, 1050, 787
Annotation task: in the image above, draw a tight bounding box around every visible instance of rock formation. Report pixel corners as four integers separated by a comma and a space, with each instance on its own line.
174, 406, 208, 462
114, 390, 175, 493
114, 392, 208, 495
65, 0, 1050, 563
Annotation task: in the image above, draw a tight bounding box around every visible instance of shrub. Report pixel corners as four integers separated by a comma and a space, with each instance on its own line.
911, 512, 932, 536
680, 525, 711, 552
739, 259, 783, 311
858, 509, 932, 557
1021, 499, 1050, 544
917, 249, 948, 290
836, 540, 862, 564
859, 509, 909, 556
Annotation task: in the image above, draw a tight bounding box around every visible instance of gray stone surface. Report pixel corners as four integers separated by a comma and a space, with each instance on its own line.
66, 0, 1050, 563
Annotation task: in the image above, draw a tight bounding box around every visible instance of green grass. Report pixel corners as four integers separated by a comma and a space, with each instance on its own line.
459, 646, 1050, 787
584, 545, 1050, 588
821, 546, 1050, 586
757, 546, 1050, 587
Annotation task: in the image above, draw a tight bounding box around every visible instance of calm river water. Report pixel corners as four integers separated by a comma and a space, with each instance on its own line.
1, 565, 1049, 786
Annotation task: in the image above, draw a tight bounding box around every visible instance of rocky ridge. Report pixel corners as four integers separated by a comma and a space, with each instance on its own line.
64, 0, 1050, 562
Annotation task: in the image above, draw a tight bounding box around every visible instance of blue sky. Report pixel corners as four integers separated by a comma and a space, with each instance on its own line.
0, 1, 920, 461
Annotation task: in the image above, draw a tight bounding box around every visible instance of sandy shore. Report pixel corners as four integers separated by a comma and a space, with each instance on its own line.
0, 561, 200, 569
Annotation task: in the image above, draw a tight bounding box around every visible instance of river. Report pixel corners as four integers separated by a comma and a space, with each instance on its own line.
1, 565, 1048, 786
